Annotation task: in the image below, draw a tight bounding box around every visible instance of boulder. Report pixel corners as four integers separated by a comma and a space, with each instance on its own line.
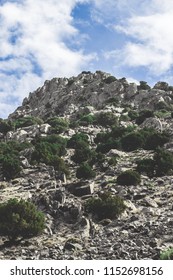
140, 117, 162, 131
67, 181, 94, 197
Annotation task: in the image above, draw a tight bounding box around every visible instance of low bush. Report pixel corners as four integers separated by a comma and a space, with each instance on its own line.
153, 148, 173, 176
95, 112, 118, 127
96, 139, 121, 154
0, 154, 21, 180
103, 76, 116, 84
14, 116, 43, 129
137, 81, 151, 90
136, 158, 155, 178
137, 148, 173, 177
0, 120, 13, 134
46, 117, 69, 134
85, 192, 126, 220
108, 156, 118, 166
0, 141, 29, 180
76, 162, 96, 179
144, 132, 169, 150
117, 170, 141, 186
121, 132, 144, 151
67, 133, 89, 149
128, 110, 139, 121
71, 147, 93, 164
79, 114, 96, 126
0, 198, 45, 240
135, 110, 154, 125
160, 248, 173, 260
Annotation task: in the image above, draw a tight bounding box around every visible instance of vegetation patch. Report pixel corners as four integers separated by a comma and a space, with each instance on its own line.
76, 162, 96, 179
85, 192, 126, 220
117, 170, 141, 186
0, 199, 45, 241
160, 248, 173, 260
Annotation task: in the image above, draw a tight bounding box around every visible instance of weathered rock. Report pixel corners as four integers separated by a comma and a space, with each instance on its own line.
140, 117, 163, 131
67, 182, 94, 197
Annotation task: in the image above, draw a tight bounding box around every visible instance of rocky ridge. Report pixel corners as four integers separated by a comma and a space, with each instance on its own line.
0, 71, 173, 260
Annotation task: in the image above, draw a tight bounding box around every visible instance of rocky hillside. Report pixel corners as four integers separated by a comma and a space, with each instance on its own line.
0, 71, 173, 260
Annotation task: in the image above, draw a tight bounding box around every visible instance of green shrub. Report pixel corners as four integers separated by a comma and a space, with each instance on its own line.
117, 170, 141, 186
153, 148, 173, 176
144, 132, 169, 150
103, 76, 116, 84
108, 156, 118, 166
94, 132, 110, 144
111, 125, 135, 139
95, 112, 118, 127
85, 192, 126, 220
71, 147, 93, 164
46, 117, 69, 133
128, 110, 139, 121
14, 116, 43, 129
0, 140, 33, 180
96, 139, 121, 154
76, 162, 96, 179
153, 81, 169, 91
154, 109, 171, 118
0, 198, 45, 240
136, 158, 155, 178
119, 114, 130, 122
79, 114, 96, 126
137, 148, 173, 177
89, 152, 106, 165
0, 120, 13, 134
160, 248, 173, 260
32, 135, 67, 157
31, 135, 68, 173
137, 81, 151, 90
135, 110, 154, 125
0, 154, 21, 180
67, 133, 89, 149
155, 101, 170, 110
121, 132, 144, 151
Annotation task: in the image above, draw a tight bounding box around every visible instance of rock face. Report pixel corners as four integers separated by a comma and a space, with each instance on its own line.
8, 71, 173, 121
0, 71, 173, 260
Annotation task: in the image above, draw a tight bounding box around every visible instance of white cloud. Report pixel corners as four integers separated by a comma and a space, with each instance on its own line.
0, 0, 95, 118
112, 1, 173, 75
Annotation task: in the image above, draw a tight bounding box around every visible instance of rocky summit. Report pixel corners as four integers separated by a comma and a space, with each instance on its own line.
0, 71, 173, 260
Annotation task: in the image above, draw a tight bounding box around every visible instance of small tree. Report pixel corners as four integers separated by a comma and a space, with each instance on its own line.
0, 199, 45, 240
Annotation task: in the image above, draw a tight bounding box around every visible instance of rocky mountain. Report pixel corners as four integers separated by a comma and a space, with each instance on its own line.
0, 71, 173, 260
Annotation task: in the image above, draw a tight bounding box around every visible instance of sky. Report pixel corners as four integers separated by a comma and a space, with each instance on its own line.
1, 0, 173, 118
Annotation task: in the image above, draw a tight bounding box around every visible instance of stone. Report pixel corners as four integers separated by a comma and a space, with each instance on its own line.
39, 123, 51, 134
143, 197, 158, 208
67, 182, 94, 197
140, 117, 162, 131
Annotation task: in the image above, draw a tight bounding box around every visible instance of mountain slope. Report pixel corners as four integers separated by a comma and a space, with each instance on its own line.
0, 71, 173, 260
